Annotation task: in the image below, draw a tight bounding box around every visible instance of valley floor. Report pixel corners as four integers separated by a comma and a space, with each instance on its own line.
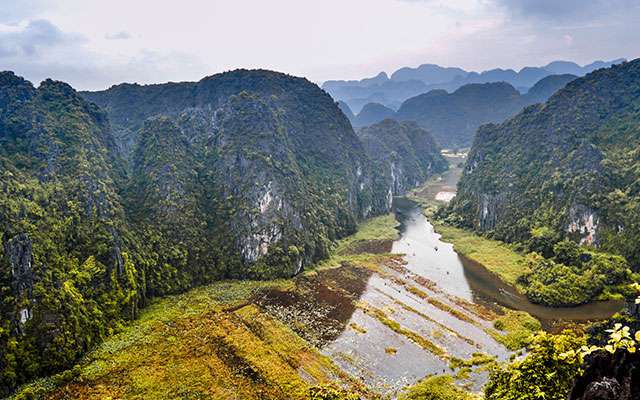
12, 209, 537, 400
13, 151, 626, 400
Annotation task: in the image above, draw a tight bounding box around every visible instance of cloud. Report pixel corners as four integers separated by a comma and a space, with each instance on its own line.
493, 0, 639, 22
0, 0, 48, 24
105, 31, 131, 40
0, 19, 84, 57
0, 18, 206, 90
0, 0, 637, 90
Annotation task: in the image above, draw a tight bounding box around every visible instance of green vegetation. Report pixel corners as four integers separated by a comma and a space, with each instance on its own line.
0, 69, 410, 394
488, 310, 542, 350
335, 213, 399, 255
445, 60, 640, 306
400, 375, 475, 400
434, 224, 524, 288
10, 280, 364, 400
434, 221, 632, 306
484, 331, 585, 400
357, 119, 448, 201
520, 245, 631, 306
309, 384, 360, 400
449, 352, 496, 370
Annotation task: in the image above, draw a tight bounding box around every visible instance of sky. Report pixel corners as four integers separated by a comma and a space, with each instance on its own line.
1, 0, 639, 90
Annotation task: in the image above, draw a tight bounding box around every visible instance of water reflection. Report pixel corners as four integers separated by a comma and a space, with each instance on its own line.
393, 197, 624, 330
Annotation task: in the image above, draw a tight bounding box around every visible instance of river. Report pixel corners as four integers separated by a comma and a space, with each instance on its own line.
259, 155, 623, 397
393, 197, 623, 330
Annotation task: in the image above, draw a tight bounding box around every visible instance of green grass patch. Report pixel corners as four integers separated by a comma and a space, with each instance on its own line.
488, 309, 542, 350
449, 352, 497, 370
400, 375, 476, 400
335, 213, 398, 255
434, 223, 524, 288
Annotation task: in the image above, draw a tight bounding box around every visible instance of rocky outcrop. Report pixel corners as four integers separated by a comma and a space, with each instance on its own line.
478, 193, 505, 231
357, 119, 447, 198
567, 205, 599, 245
569, 350, 640, 400
3, 234, 35, 330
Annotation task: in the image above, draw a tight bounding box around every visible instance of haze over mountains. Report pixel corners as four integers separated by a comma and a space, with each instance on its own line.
345, 74, 578, 148
324, 59, 626, 113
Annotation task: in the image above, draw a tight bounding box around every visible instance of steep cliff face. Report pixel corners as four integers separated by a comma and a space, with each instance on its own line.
448, 59, 640, 266
357, 119, 447, 201
0, 69, 394, 394
0, 72, 137, 393
87, 70, 386, 278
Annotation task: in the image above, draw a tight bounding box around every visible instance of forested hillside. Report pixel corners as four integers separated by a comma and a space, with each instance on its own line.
445, 59, 640, 305
395, 75, 577, 148
0, 69, 448, 394
0, 72, 138, 393
357, 119, 448, 196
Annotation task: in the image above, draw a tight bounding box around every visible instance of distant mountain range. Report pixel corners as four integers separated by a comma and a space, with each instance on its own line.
324, 59, 626, 113
345, 74, 578, 148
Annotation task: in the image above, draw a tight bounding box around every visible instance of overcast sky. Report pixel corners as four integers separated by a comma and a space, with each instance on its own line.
1, 0, 638, 90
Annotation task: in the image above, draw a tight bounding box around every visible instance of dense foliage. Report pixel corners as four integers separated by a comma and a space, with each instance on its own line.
357, 119, 447, 197
443, 59, 640, 305
520, 243, 631, 306
400, 375, 473, 400
449, 59, 640, 264
484, 331, 585, 400
1, 69, 446, 394
0, 72, 140, 393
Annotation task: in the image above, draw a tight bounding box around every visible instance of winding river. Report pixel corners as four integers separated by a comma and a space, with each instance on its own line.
393, 197, 624, 330
263, 155, 623, 396
317, 158, 622, 395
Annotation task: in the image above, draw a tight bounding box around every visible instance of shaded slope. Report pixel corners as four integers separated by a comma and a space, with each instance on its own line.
449, 59, 640, 265
396, 76, 577, 148
357, 119, 447, 197
352, 102, 397, 127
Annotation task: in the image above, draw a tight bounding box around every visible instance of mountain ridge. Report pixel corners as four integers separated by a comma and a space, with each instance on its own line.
447, 58, 640, 266
325, 58, 625, 113
0, 68, 450, 394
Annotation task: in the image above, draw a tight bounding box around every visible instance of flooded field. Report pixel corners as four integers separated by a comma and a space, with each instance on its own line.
257, 198, 522, 396
255, 153, 622, 397
33, 154, 622, 400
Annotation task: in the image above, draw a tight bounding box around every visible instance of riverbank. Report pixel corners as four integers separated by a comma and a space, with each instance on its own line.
408, 151, 525, 291
407, 152, 624, 326
433, 223, 524, 290
13, 203, 535, 399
